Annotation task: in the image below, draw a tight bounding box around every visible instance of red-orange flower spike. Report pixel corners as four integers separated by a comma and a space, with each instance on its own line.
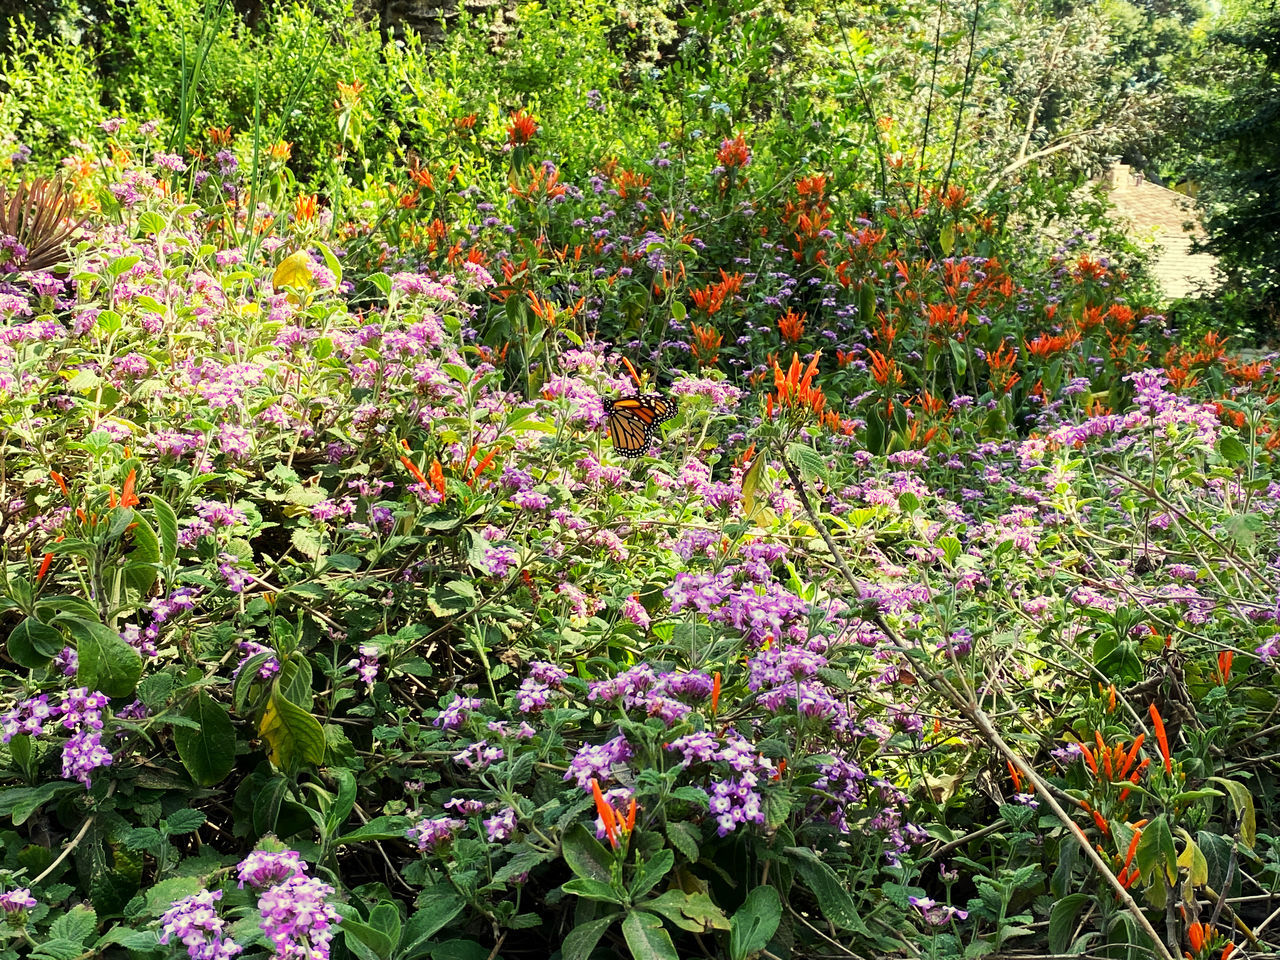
120, 469, 139, 509
36, 552, 53, 582
1092, 809, 1110, 835
1080, 742, 1098, 776
590, 778, 618, 848
711, 672, 721, 715
51, 470, 70, 498
1122, 828, 1142, 873
399, 455, 428, 488
429, 460, 446, 500
1149, 704, 1173, 774
624, 797, 636, 833
1121, 733, 1144, 779
1218, 650, 1234, 684
1108, 684, 1117, 713
470, 447, 498, 486
1188, 922, 1205, 954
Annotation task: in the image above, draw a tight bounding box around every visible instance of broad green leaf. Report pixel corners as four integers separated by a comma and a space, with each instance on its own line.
7, 617, 63, 667
1218, 435, 1248, 462
175, 691, 236, 785
562, 878, 625, 904
561, 914, 620, 960
621, 910, 679, 960
123, 514, 161, 595
341, 919, 394, 960
48, 904, 96, 945
334, 815, 413, 845
784, 847, 869, 933
561, 823, 612, 883
1135, 815, 1177, 885
400, 891, 466, 959
1207, 777, 1256, 848
259, 684, 325, 770
629, 848, 674, 901
68, 617, 143, 697
1047, 893, 1089, 955
0, 783, 79, 825
730, 886, 781, 960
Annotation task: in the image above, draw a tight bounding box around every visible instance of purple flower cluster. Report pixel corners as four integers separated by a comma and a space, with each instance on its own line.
407, 816, 465, 853
159, 889, 243, 960
1, 688, 113, 788
0, 888, 36, 915
237, 850, 307, 889
257, 875, 343, 960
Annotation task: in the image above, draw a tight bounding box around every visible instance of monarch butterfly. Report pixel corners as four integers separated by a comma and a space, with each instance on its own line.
603, 394, 678, 458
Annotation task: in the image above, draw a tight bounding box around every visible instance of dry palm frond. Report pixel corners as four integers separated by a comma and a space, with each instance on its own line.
0, 178, 87, 273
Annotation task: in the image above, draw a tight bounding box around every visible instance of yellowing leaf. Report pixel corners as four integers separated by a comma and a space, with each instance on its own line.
741, 452, 764, 518
272, 250, 315, 301
259, 684, 325, 770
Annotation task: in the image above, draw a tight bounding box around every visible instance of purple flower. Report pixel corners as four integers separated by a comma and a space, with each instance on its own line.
0, 888, 36, 914
159, 889, 243, 960
484, 807, 517, 842
621, 594, 650, 630
908, 896, 968, 926
237, 850, 307, 889
408, 816, 465, 853
564, 735, 632, 789
61, 727, 112, 787
345, 645, 380, 687
256, 876, 342, 960
434, 695, 484, 730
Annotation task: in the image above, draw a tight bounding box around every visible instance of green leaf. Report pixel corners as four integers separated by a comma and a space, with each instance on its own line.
369, 902, 401, 949
621, 910, 679, 960
1135, 815, 1177, 885
326, 767, 357, 837
561, 914, 620, 960
175, 691, 237, 786
741, 452, 765, 518
562, 877, 626, 904
123, 515, 161, 595
163, 809, 207, 835
342, 919, 394, 960
784, 847, 868, 933
1218, 435, 1248, 462
664, 821, 699, 862
0, 782, 79, 825
730, 886, 781, 960
30, 938, 84, 960
334, 815, 413, 845
1047, 893, 1089, 954
561, 823, 612, 883
259, 683, 325, 770
68, 617, 143, 697
49, 904, 96, 945
645, 890, 729, 935
629, 848, 674, 901
400, 891, 466, 959
7, 617, 63, 668
937, 535, 962, 566
1207, 777, 1256, 848
343, 916, 391, 960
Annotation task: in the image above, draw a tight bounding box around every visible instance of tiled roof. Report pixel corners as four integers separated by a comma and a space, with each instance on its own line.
1101, 164, 1219, 300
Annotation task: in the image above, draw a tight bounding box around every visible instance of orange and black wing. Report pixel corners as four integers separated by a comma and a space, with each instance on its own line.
604, 394, 678, 458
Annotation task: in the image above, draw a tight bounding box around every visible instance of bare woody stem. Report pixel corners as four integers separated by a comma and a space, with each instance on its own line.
775, 445, 1177, 960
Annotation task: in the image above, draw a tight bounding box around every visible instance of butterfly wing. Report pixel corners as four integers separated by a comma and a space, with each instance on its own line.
604, 395, 678, 458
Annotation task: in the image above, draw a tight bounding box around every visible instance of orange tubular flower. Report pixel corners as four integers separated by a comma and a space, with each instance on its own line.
1149, 704, 1173, 774
1080, 742, 1099, 776
36, 552, 53, 582
507, 109, 538, 147
591, 778, 617, 847
778, 308, 806, 343
399, 455, 428, 488
690, 323, 723, 366
624, 797, 637, 833
1218, 650, 1234, 684
711, 672, 721, 715
51, 471, 70, 498
470, 448, 498, 486
120, 469, 139, 509
294, 193, 318, 224
1188, 922, 1205, 955
429, 460, 446, 501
